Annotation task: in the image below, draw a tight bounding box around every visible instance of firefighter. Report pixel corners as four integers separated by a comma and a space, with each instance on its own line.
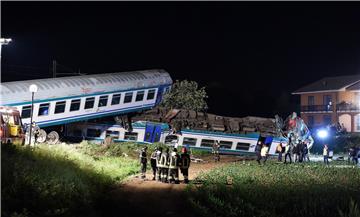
139, 146, 148, 179
168, 147, 180, 184
156, 147, 163, 181
150, 147, 158, 180
180, 147, 191, 184
159, 148, 170, 183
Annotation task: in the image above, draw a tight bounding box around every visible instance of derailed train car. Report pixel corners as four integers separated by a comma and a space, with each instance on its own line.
0, 69, 172, 143
66, 121, 287, 156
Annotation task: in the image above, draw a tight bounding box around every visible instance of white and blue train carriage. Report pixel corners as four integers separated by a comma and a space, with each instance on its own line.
66, 120, 287, 156
0, 69, 172, 143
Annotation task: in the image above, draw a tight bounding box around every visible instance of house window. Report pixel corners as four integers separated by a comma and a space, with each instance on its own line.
323, 115, 332, 125
219, 141, 233, 149
136, 91, 145, 102
236, 142, 250, 151
147, 89, 156, 100
70, 99, 81, 111
98, 95, 108, 107
201, 139, 215, 147
87, 128, 102, 138
182, 137, 197, 146
124, 92, 133, 103
308, 115, 315, 127
111, 94, 121, 105
124, 132, 138, 141
55, 101, 66, 114
38, 103, 50, 116
356, 115, 360, 131
21, 106, 32, 118
84, 97, 95, 109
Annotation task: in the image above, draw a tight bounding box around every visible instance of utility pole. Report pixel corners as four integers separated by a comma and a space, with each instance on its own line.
52, 60, 57, 78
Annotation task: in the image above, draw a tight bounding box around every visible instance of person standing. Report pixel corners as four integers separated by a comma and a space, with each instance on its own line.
159, 148, 170, 183
284, 142, 293, 164
323, 144, 329, 165
150, 147, 158, 180
180, 147, 191, 184
260, 144, 269, 164
276, 143, 283, 162
212, 140, 220, 162
139, 146, 148, 179
168, 147, 180, 184
155, 147, 163, 181
255, 141, 263, 165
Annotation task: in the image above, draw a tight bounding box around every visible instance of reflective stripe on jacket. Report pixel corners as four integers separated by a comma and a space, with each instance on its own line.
169, 151, 179, 169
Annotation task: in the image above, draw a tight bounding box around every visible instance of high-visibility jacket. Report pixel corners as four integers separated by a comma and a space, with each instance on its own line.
169, 151, 179, 169
158, 152, 169, 168
155, 150, 162, 166
323, 147, 329, 156
261, 146, 269, 157
180, 153, 190, 169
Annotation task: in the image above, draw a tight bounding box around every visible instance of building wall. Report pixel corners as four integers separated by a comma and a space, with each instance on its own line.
300, 92, 337, 106
338, 91, 357, 104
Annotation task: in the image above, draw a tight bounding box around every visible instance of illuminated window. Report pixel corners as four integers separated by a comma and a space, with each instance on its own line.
21, 106, 31, 118
38, 103, 50, 116
55, 101, 66, 114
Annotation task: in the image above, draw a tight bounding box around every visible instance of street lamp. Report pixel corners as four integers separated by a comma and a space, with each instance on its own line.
28, 84, 38, 146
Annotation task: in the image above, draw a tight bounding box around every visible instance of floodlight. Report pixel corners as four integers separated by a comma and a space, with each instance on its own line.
317, 129, 328, 139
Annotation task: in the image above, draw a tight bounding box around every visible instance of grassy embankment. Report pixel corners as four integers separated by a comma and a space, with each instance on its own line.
188, 161, 360, 217
1, 141, 151, 217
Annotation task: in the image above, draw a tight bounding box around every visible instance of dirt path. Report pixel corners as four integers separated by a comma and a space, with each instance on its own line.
100, 155, 243, 217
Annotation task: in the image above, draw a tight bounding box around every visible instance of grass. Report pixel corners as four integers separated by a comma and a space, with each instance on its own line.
1, 142, 140, 217
187, 160, 360, 217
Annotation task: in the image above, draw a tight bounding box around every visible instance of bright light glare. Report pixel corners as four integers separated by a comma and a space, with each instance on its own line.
29, 84, 38, 93
317, 130, 328, 139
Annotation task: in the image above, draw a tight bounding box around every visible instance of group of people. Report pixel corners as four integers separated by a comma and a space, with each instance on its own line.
139, 146, 191, 184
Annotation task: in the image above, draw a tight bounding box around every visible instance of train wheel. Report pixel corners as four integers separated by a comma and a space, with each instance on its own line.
36, 129, 47, 143
47, 131, 59, 145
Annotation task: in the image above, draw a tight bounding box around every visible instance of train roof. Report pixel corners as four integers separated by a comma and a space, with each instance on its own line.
0, 69, 172, 106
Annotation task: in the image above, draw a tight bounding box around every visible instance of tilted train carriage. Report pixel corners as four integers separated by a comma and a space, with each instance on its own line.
66, 121, 287, 156
0, 69, 172, 143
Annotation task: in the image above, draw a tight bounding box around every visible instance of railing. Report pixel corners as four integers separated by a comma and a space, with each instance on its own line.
301, 105, 333, 112
336, 103, 360, 112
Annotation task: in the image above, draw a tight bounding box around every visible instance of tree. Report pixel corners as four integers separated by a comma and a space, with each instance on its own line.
161, 80, 208, 112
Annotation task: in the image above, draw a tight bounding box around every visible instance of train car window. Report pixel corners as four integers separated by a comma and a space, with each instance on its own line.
124, 92, 133, 103
21, 106, 32, 118
165, 135, 179, 144
220, 141, 233, 149
55, 101, 66, 114
183, 137, 197, 146
70, 99, 81, 111
147, 89, 156, 100
236, 142, 250, 151
84, 97, 95, 109
124, 132, 138, 141
201, 139, 215, 147
98, 95, 108, 107
106, 130, 120, 138
38, 103, 50, 116
111, 94, 121, 105
87, 128, 102, 138
135, 91, 145, 102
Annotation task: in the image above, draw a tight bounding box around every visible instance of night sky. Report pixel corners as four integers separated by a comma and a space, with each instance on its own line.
2, 2, 360, 118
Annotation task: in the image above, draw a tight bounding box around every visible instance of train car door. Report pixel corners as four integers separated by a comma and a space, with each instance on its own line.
144, 123, 162, 143
155, 87, 165, 105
